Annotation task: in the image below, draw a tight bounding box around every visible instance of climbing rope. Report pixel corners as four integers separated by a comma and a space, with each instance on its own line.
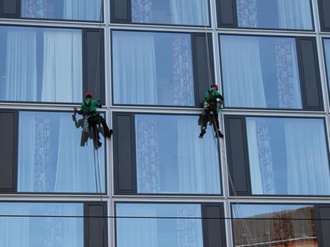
90, 1, 107, 246
200, 2, 256, 246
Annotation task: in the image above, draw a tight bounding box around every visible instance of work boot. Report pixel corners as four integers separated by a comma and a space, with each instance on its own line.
199, 128, 206, 138
216, 130, 224, 138
105, 129, 113, 138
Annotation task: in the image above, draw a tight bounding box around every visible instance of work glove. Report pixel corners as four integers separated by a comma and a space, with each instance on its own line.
203, 101, 209, 110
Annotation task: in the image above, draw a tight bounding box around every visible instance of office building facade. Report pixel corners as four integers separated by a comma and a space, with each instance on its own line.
0, 0, 330, 246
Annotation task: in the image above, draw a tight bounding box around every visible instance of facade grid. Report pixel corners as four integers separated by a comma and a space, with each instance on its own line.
0, 0, 330, 246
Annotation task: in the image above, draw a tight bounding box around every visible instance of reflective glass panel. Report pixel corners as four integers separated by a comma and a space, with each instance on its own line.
246, 117, 330, 195
18, 111, 106, 193
116, 203, 203, 247
0, 202, 83, 247
232, 204, 318, 246
131, 0, 209, 26
236, 0, 313, 30
220, 35, 302, 109
323, 39, 330, 98
112, 31, 195, 106
0, 26, 82, 103
135, 114, 221, 194
21, 0, 102, 21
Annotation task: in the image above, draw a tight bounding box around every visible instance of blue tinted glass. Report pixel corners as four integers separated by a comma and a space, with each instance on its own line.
135, 114, 221, 194
116, 203, 203, 247
112, 31, 194, 106
131, 0, 209, 26
236, 0, 313, 30
0, 26, 82, 103
18, 111, 105, 193
0, 202, 83, 247
220, 35, 302, 109
246, 117, 330, 195
323, 39, 330, 97
232, 204, 317, 246
21, 0, 102, 21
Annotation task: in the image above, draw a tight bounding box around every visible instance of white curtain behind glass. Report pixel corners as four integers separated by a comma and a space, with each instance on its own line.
64, 0, 100, 21
246, 119, 276, 194
54, 115, 105, 193
277, 0, 313, 30
5, 29, 37, 101
41, 30, 82, 103
0, 205, 29, 247
221, 36, 266, 107
177, 118, 220, 194
18, 113, 105, 193
169, 0, 209, 25
275, 39, 302, 109
246, 120, 263, 194
18, 114, 36, 191
117, 205, 157, 247
113, 32, 157, 104
285, 119, 330, 195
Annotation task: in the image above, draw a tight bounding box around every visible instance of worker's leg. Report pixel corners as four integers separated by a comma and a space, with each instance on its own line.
88, 117, 102, 147
199, 110, 209, 138
99, 116, 113, 138
211, 111, 223, 138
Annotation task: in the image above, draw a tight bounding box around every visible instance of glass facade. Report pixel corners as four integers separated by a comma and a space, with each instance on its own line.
116, 203, 203, 247
135, 114, 221, 194
0, 202, 83, 246
246, 117, 330, 195
220, 35, 302, 109
0, 0, 330, 246
112, 31, 194, 106
18, 111, 106, 193
236, 0, 313, 30
131, 0, 209, 26
232, 204, 317, 246
21, 0, 102, 21
0, 26, 83, 103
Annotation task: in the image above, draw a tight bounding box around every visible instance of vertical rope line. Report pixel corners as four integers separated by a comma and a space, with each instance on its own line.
203, 0, 212, 87
94, 0, 104, 97
91, 2, 106, 246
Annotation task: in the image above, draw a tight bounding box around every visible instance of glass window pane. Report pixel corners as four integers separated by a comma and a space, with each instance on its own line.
21, 0, 102, 21
232, 204, 318, 246
131, 0, 209, 26
135, 114, 221, 194
112, 31, 195, 106
0, 202, 83, 247
116, 203, 203, 247
220, 35, 302, 109
246, 117, 330, 195
0, 26, 82, 103
323, 39, 330, 98
18, 111, 105, 193
236, 0, 313, 30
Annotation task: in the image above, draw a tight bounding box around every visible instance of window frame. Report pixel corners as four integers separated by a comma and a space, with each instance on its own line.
113, 112, 222, 196
0, 201, 107, 247
219, 34, 323, 111
216, 0, 315, 31
0, 109, 108, 194
110, 0, 211, 27
231, 202, 320, 246
0, 24, 105, 104
115, 202, 226, 246
111, 29, 214, 108
224, 114, 330, 197
0, 0, 104, 22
